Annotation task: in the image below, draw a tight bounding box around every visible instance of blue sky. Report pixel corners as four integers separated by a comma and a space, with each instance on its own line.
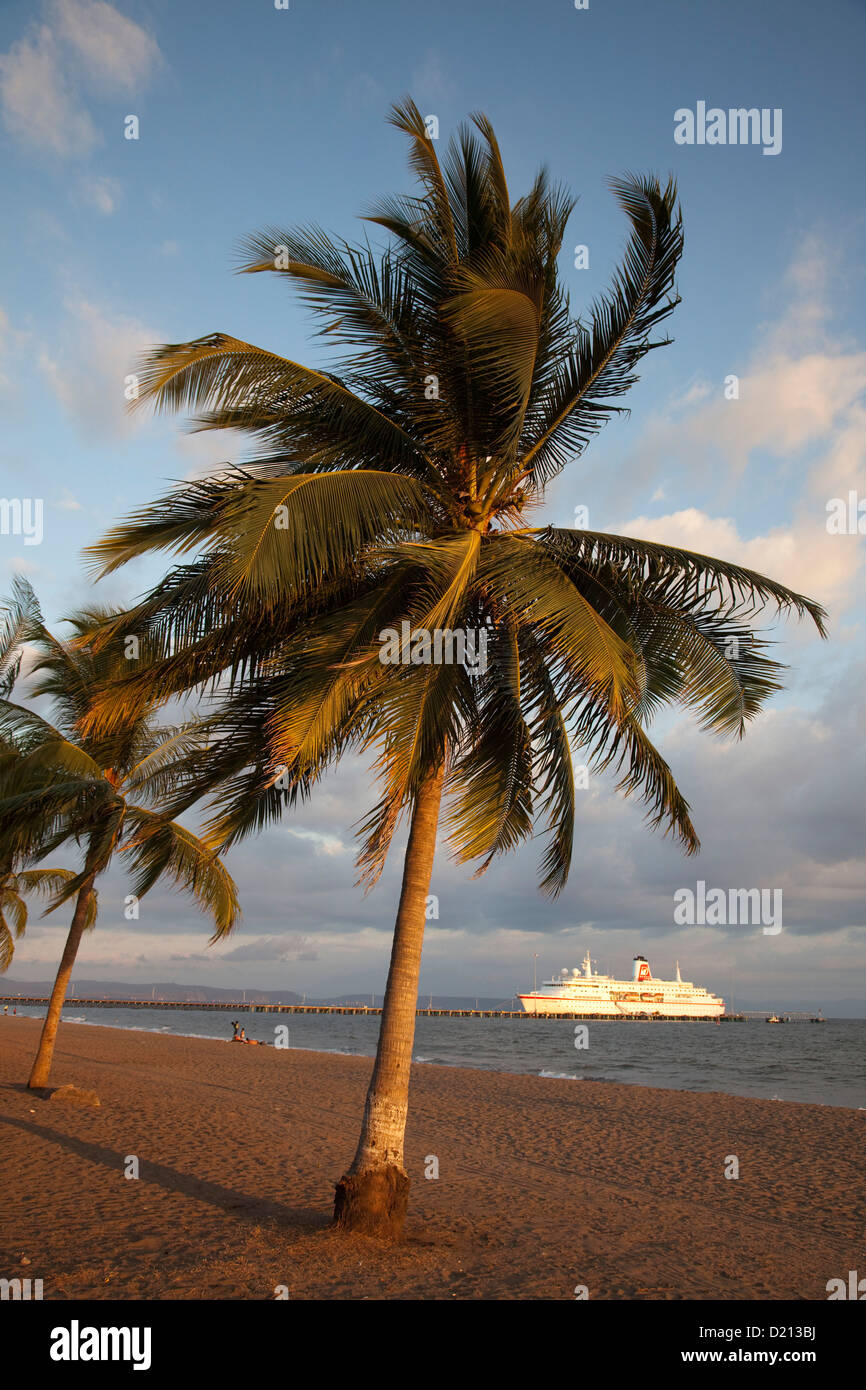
1, 0, 865, 1006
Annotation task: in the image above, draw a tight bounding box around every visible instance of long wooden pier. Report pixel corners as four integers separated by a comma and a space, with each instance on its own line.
0, 994, 772, 1021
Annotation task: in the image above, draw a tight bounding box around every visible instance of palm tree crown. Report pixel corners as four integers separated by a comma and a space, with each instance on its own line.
84, 99, 825, 895
0, 581, 239, 935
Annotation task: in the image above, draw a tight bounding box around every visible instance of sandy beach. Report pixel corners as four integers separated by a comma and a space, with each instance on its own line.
1, 1016, 863, 1301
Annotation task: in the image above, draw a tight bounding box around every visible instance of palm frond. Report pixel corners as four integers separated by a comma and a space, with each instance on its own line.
123, 807, 240, 940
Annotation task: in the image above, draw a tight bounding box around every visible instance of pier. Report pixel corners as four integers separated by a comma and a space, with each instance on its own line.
0, 995, 824, 1021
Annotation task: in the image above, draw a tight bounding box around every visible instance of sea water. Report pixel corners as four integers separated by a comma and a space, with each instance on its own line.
6, 1005, 865, 1109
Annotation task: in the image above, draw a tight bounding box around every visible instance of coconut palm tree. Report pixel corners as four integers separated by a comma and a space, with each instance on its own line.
0, 581, 84, 972
82, 100, 825, 1236
0, 580, 240, 1088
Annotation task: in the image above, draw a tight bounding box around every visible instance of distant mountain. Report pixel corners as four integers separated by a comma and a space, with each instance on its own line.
0, 978, 304, 1006
329, 993, 517, 1010
1, 978, 517, 1010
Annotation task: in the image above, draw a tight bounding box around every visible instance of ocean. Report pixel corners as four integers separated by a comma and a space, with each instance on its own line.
6, 1004, 865, 1109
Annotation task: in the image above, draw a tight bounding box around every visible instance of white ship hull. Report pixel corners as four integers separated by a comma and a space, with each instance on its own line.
518, 953, 725, 1019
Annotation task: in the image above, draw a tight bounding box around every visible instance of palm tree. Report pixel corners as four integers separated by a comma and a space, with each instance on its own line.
82, 100, 825, 1236
0, 580, 240, 1089
0, 580, 83, 972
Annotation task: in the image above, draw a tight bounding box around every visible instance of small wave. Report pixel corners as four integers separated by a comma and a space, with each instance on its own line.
539, 1070, 619, 1083
317, 1046, 373, 1058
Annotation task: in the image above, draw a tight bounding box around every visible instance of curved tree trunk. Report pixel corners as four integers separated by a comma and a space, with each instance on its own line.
28, 876, 96, 1090
334, 761, 445, 1238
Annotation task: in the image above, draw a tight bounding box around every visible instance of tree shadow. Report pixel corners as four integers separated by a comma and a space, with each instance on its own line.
0, 1112, 327, 1233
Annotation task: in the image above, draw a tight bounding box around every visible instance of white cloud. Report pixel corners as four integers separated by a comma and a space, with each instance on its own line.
613, 237, 866, 619
636, 352, 866, 481
0, 2, 160, 157
0, 557, 42, 580
0, 25, 96, 156
54, 489, 83, 511
625, 236, 866, 489
50, 0, 160, 93
174, 428, 252, 481
80, 173, 121, 214
617, 506, 862, 617
39, 293, 159, 440
287, 828, 349, 858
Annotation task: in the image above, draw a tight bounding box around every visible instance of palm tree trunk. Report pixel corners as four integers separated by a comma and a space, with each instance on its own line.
27, 876, 96, 1089
334, 761, 445, 1238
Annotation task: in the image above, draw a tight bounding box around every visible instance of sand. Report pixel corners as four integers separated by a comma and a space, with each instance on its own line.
1, 1016, 863, 1300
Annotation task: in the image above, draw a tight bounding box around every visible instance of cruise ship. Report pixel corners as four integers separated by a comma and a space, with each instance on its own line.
518, 953, 725, 1018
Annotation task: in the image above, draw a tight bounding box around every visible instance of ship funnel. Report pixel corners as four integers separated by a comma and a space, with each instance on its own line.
632, 955, 652, 983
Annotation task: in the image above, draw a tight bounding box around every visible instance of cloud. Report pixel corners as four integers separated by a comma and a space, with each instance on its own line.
0, 2, 160, 157
616, 506, 864, 616
50, 0, 160, 93
607, 237, 866, 619
0, 25, 96, 156
173, 428, 253, 481
411, 50, 457, 106
220, 935, 319, 964
654, 354, 866, 477
0, 305, 10, 389
287, 828, 348, 858
54, 489, 82, 511
617, 236, 866, 501
80, 173, 121, 214
0, 557, 42, 581
38, 293, 159, 440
